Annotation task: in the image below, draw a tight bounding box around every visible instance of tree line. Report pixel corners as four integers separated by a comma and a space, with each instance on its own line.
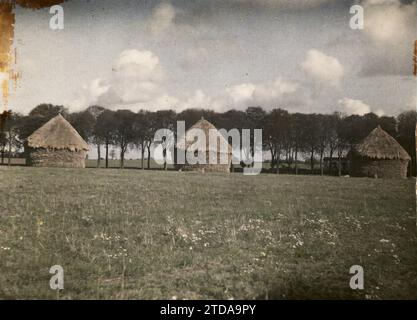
1, 104, 416, 176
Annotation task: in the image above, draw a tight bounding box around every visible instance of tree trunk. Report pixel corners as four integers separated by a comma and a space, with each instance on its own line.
7, 136, 12, 166
141, 143, 145, 170
310, 149, 314, 174
173, 146, 178, 169
120, 147, 125, 169
105, 141, 109, 168
320, 150, 324, 176
97, 144, 101, 168
287, 149, 292, 171
329, 149, 334, 176
276, 152, 280, 174
269, 144, 275, 170
284, 150, 288, 171
338, 154, 342, 177
147, 145, 151, 169
294, 147, 298, 175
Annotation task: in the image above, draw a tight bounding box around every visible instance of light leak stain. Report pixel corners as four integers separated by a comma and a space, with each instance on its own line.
0, 2, 15, 113
0, 0, 64, 114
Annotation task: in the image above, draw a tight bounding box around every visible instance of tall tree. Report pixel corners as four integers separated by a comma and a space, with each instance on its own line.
303, 114, 321, 174
336, 115, 353, 176
244, 107, 266, 167
85, 105, 106, 168
0, 110, 12, 164
325, 112, 341, 175
3, 112, 23, 165
316, 114, 328, 176
177, 109, 216, 130
95, 109, 115, 168
113, 110, 136, 169
265, 108, 291, 173
154, 110, 176, 170
397, 111, 417, 176
378, 115, 397, 137
68, 110, 95, 143
133, 110, 147, 170
143, 111, 158, 169
291, 113, 307, 175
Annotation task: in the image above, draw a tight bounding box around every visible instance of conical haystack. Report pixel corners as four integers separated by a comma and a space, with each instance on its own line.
349, 126, 410, 178
27, 114, 89, 168
176, 117, 232, 173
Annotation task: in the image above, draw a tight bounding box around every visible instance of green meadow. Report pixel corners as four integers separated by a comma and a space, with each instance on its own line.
0, 167, 416, 299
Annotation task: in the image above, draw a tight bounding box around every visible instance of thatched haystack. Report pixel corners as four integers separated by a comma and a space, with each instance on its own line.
176, 117, 232, 173
26, 114, 89, 168
348, 125, 411, 178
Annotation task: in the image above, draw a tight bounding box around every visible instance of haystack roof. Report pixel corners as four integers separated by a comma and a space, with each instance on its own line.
27, 114, 89, 152
177, 117, 232, 153
353, 126, 410, 160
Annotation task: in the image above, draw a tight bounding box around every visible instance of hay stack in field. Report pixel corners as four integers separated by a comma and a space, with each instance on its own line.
26, 114, 89, 168
176, 117, 232, 173
348, 125, 410, 178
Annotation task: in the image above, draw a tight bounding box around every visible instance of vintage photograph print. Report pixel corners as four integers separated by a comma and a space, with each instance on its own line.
0, 0, 416, 302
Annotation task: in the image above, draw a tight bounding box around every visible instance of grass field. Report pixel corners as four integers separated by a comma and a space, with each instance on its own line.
0, 167, 416, 299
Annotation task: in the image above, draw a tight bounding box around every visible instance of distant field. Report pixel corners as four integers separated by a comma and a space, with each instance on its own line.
86, 158, 173, 169
2, 158, 337, 174
0, 167, 416, 299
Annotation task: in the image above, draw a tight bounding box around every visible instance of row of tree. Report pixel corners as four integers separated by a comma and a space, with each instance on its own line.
1, 104, 416, 175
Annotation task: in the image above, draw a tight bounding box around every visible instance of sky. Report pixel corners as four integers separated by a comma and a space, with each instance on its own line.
4, 0, 417, 117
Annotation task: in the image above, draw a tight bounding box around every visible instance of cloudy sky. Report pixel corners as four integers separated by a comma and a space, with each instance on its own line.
6, 0, 417, 116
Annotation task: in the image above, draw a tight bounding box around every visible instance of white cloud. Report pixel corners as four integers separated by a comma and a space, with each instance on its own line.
71, 49, 167, 110
71, 53, 304, 112
338, 98, 371, 116
180, 90, 213, 110
137, 90, 212, 112
148, 2, 176, 36
152, 94, 180, 108
363, 0, 414, 44
89, 78, 110, 98
69, 78, 110, 111
136, 78, 300, 112
112, 50, 162, 81
226, 78, 299, 108
302, 49, 344, 88
226, 83, 257, 104
358, 0, 416, 76
374, 109, 385, 117
253, 79, 299, 102
99, 50, 166, 106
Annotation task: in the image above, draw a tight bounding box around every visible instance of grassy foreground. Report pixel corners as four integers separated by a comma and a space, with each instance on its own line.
0, 167, 416, 299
